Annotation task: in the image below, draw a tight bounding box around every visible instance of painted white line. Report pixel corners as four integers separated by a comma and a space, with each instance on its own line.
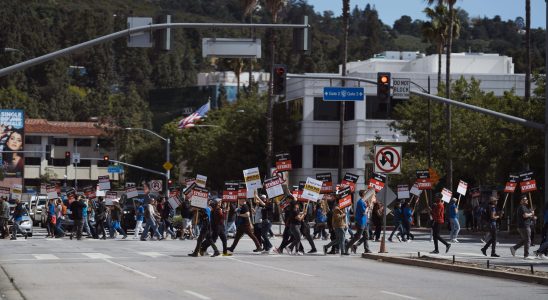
33, 254, 59, 260
225, 257, 314, 277
138, 252, 166, 258
83, 253, 112, 259
184, 290, 211, 300
380, 290, 418, 300
103, 259, 156, 279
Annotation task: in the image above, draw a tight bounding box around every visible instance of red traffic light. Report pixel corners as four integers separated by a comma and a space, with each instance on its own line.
275, 67, 285, 76
380, 75, 389, 84
103, 155, 109, 161
65, 151, 71, 158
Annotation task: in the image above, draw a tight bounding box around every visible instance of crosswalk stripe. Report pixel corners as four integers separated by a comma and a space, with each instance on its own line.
33, 254, 59, 260
83, 253, 112, 259
138, 252, 166, 258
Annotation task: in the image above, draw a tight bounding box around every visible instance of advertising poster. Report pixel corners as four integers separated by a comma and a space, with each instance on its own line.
0, 109, 24, 187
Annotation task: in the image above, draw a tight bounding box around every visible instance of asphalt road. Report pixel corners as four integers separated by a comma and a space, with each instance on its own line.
1, 227, 547, 300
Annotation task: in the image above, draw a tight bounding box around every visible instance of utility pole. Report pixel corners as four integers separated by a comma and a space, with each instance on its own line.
338, 0, 350, 183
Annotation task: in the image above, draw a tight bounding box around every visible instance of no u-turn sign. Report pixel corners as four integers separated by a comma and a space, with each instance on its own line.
374, 145, 402, 174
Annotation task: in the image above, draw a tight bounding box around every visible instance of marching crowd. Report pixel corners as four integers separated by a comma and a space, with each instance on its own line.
0, 185, 547, 261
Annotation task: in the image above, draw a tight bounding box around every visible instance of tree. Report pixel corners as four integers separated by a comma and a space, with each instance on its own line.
426, 0, 459, 190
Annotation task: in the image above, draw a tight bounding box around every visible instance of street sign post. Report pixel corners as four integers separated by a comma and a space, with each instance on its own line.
163, 161, 173, 171
323, 87, 365, 101
392, 78, 410, 99
107, 165, 123, 174
374, 145, 402, 174
72, 152, 81, 164
150, 180, 163, 192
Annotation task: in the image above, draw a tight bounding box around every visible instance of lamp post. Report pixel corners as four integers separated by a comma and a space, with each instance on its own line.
124, 128, 170, 193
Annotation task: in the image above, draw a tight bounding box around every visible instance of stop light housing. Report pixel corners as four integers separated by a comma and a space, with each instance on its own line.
65, 151, 71, 166
273, 64, 287, 95
377, 72, 391, 103
103, 155, 109, 161
168, 179, 174, 187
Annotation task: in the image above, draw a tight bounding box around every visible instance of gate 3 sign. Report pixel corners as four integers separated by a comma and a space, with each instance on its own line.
374, 145, 402, 174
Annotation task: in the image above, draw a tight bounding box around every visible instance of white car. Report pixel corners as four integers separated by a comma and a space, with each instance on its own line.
31, 196, 48, 226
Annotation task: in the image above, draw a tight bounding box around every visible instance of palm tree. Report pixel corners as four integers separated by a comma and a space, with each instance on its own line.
426, 0, 459, 190
422, 5, 460, 90
338, 0, 350, 182
264, 0, 286, 170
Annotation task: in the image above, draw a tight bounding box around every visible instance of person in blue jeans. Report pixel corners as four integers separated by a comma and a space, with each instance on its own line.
345, 189, 371, 254
389, 201, 406, 242
402, 200, 415, 241
10, 199, 28, 240
449, 198, 460, 243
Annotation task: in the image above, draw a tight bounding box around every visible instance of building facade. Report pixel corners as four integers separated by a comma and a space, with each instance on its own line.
285, 52, 525, 191
23, 119, 118, 191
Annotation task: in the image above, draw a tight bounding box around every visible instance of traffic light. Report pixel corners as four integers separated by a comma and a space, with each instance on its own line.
168, 179, 174, 187
272, 64, 287, 95
103, 155, 109, 161
377, 72, 391, 103
64, 151, 71, 166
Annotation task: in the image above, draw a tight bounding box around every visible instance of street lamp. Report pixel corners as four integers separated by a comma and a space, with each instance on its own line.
124, 127, 171, 193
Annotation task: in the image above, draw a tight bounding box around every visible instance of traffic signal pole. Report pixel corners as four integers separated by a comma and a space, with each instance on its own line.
0, 22, 310, 78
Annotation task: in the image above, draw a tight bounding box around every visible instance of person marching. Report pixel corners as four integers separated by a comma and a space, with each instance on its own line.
10, 198, 28, 240
0, 196, 9, 239
94, 197, 107, 240
189, 204, 220, 257
481, 196, 502, 257
448, 197, 461, 243
323, 200, 349, 256
346, 189, 372, 254
388, 201, 405, 242
254, 193, 274, 253
201, 198, 230, 256
300, 200, 317, 254
428, 193, 451, 254
402, 199, 415, 241
227, 196, 262, 253
69, 196, 85, 240
510, 195, 536, 260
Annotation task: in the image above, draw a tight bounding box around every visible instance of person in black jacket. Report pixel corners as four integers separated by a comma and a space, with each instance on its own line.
69, 197, 85, 240
201, 199, 230, 256
94, 197, 107, 239
189, 205, 219, 257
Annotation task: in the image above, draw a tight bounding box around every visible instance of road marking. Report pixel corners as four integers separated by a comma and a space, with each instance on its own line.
83, 253, 112, 259
225, 257, 314, 277
138, 252, 165, 258
380, 290, 418, 299
33, 254, 59, 260
184, 290, 211, 300
103, 259, 156, 279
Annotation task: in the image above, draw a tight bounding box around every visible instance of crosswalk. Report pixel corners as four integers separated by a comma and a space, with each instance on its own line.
8, 251, 169, 262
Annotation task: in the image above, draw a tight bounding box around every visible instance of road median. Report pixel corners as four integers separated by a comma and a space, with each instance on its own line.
362, 253, 548, 286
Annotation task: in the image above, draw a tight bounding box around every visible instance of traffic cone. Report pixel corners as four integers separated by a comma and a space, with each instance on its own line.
379, 235, 387, 253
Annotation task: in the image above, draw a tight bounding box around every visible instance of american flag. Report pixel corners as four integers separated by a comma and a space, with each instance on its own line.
178, 102, 210, 129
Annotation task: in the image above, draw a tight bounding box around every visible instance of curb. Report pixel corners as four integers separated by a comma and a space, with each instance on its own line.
0, 265, 25, 300
361, 253, 548, 286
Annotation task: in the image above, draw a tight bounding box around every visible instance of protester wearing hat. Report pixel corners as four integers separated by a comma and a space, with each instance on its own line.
510, 195, 536, 259
449, 197, 460, 243
189, 203, 220, 257
254, 193, 274, 253
428, 193, 450, 254
481, 196, 501, 257
201, 198, 230, 256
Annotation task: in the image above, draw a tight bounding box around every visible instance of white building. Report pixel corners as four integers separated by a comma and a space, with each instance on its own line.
23, 119, 118, 190
196, 71, 270, 102
285, 51, 525, 191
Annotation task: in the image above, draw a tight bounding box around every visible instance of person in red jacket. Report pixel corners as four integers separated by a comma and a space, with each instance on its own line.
428, 193, 451, 254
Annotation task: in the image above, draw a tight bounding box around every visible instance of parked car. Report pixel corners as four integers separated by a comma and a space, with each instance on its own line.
8, 213, 33, 237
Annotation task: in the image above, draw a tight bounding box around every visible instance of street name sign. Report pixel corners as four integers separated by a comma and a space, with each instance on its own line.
323, 87, 365, 101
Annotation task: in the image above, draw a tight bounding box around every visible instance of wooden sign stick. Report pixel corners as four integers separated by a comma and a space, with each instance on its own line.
528, 192, 534, 210
501, 193, 510, 210
457, 194, 462, 207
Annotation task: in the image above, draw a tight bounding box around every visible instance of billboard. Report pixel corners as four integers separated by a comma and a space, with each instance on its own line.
0, 109, 24, 188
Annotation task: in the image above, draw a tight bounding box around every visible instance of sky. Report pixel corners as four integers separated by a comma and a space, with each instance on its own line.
307, 0, 546, 29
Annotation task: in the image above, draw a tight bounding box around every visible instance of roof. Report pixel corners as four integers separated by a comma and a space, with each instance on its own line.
25, 119, 109, 137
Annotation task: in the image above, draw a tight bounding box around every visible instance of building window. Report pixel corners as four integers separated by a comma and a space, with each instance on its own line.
366, 96, 406, 120
74, 138, 92, 147
52, 138, 67, 146
313, 145, 354, 168
24, 157, 41, 165
51, 159, 67, 166
290, 145, 302, 169
97, 160, 109, 167
76, 159, 91, 167
313, 97, 354, 121
25, 136, 41, 145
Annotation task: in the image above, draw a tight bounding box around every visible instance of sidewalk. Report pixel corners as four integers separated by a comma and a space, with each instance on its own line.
0, 265, 24, 300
